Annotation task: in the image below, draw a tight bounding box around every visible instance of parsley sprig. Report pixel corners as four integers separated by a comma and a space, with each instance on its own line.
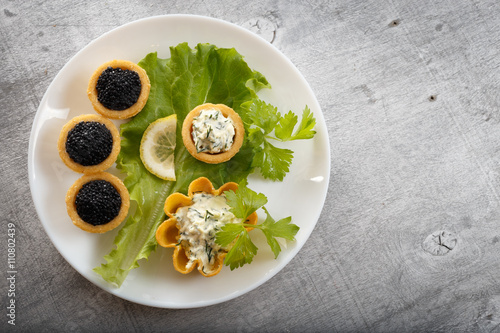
242, 99, 317, 181
215, 181, 300, 270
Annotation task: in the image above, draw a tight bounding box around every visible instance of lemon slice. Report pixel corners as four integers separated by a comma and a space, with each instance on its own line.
140, 114, 177, 180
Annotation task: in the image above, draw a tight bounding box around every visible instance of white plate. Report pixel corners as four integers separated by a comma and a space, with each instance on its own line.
28, 15, 330, 308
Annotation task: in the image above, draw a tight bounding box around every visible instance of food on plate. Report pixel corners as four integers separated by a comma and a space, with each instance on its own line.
87, 59, 151, 119
65, 172, 130, 233
57, 114, 120, 174
182, 103, 244, 164
140, 114, 177, 181
93, 43, 315, 287
156, 177, 257, 277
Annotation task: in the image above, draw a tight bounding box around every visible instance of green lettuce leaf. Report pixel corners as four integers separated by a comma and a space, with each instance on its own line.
94, 43, 269, 286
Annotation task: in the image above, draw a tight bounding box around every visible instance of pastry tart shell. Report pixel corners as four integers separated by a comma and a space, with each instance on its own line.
156, 177, 257, 277
87, 59, 151, 119
182, 103, 245, 164
65, 172, 130, 233
57, 114, 121, 174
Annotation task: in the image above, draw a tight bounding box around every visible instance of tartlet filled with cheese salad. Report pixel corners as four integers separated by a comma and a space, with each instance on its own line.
182, 103, 245, 164
156, 177, 257, 277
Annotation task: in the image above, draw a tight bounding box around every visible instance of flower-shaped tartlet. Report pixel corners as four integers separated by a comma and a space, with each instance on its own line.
57, 114, 121, 174
87, 59, 151, 119
156, 177, 257, 277
182, 103, 245, 164
65, 172, 130, 233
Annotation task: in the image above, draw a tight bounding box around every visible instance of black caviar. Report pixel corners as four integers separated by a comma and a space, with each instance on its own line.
75, 180, 122, 226
65, 121, 113, 166
96, 67, 142, 110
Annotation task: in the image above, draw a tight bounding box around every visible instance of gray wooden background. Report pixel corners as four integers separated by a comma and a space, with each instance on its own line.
2, 0, 500, 332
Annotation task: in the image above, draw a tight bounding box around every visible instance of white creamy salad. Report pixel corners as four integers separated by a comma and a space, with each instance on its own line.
174, 192, 241, 273
191, 108, 235, 154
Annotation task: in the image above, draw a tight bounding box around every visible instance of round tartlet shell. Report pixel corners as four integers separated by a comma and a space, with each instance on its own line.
156, 177, 257, 277
181, 103, 245, 164
65, 172, 130, 233
87, 59, 151, 119
57, 114, 121, 174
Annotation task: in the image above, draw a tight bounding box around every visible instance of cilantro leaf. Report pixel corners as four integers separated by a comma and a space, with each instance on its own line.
241, 100, 316, 182
246, 99, 280, 135
274, 111, 298, 140
224, 182, 268, 219
216, 184, 300, 269
215, 223, 246, 247
247, 126, 265, 146
253, 141, 293, 182
275, 106, 316, 141
291, 106, 316, 140
223, 228, 258, 270
260, 207, 299, 258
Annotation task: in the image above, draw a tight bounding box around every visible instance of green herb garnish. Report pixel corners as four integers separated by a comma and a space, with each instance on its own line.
242, 99, 316, 181
215, 181, 299, 270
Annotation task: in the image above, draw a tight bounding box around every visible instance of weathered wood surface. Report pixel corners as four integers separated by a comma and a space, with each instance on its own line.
2, 0, 500, 331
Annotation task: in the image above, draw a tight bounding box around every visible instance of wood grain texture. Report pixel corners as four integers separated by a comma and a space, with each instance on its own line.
2, 0, 500, 331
